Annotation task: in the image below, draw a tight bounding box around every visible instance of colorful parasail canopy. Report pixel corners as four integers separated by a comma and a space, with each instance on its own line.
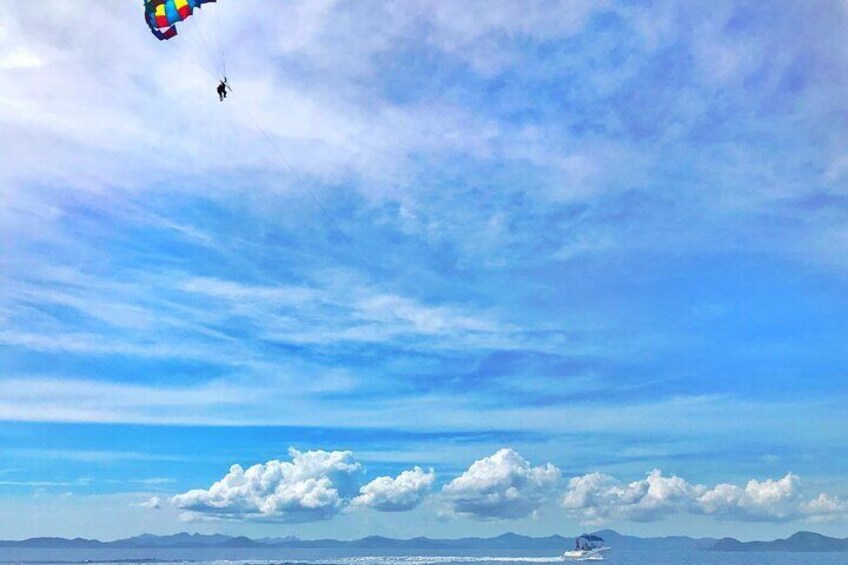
144, 0, 217, 41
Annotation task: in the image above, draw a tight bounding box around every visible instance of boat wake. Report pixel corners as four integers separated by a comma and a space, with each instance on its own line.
322, 558, 568, 565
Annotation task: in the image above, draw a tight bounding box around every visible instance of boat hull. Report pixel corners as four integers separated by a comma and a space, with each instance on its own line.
563, 547, 609, 560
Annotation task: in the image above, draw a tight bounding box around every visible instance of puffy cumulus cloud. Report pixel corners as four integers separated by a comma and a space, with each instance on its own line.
696, 473, 802, 522
563, 470, 848, 525
442, 448, 560, 519
801, 493, 848, 523
561, 470, 703, 525
353, 466, 436, 511
171, 448, 362, 522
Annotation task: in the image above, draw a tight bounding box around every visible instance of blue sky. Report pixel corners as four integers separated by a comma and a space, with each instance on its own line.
1, 0, 847, 541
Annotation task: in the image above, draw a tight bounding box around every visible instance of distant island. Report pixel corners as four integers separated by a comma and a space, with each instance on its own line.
0, 530, 845, 552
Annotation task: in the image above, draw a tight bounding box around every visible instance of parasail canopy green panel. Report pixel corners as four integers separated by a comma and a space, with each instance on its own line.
144, 0, 217, 41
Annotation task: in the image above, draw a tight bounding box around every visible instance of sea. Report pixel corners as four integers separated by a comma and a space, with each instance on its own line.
0, 548, 846, 565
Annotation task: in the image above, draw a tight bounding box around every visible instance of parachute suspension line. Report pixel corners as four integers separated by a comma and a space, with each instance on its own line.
192, 7, 226, 79
211, 3, 228, 79
191, 14, 225, 78
243, 108, 353, 246
179, 29, 221, 82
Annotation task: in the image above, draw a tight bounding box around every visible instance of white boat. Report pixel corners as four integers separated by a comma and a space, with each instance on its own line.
562, 534, 610, 560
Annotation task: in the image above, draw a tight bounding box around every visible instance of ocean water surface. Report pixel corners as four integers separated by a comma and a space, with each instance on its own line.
0, 548, 846, 565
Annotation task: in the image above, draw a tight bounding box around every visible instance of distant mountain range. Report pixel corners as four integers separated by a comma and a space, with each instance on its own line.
0, 530, 845, 552
0, 532, 574, 550
589, 529, 717, 551
710, 531, 848, 552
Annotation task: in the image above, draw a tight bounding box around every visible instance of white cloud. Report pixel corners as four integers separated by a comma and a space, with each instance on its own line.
353, 466, 435, 511
0, 332, 217, 360
801, 493, 848, 523
134, 496, 162, 510
352, 292, 501, 335
178, 277, 318, 304
696, 473, 802, 522
0, 480, 82, 487
561, 470, 703, 525
442, 448, 560, 519
132, 478, 176, 486
0, 377, 257, 425
0, 47, 42, 70
563, 470, 848, 525
176, 274, 504, 345
171, 448, 362, 522
421, 0, 605, 74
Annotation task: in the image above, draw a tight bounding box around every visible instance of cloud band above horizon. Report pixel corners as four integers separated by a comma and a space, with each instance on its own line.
167, 448, 848, 526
